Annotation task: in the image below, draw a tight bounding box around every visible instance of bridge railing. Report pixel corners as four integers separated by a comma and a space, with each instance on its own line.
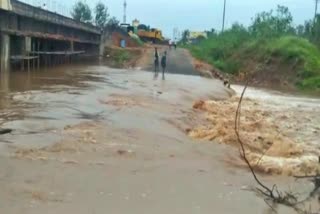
11, 0, 100, 34
17, 0, 72, 18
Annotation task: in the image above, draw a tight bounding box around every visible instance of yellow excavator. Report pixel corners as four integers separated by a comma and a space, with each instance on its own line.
137, 28, 165, 44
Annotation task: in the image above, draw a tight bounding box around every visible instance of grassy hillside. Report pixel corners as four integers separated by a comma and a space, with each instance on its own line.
184, 6, 320, 92
268, 36, 320, 89
187, 34, 320, 91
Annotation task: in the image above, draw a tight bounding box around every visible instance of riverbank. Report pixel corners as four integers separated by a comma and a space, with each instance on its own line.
190, 51, 320, 97
183, 24, 320, 94
102, 46, 143, 69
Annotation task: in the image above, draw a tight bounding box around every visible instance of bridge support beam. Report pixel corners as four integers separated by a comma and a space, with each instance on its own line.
21, 36, 32, 71
24, 36, 32, 54
0, 34, 10, 73
70, 40, 74, 52
99, 34, 105, 59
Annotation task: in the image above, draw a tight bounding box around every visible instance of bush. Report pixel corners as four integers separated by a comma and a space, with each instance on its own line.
266, 36, 320, 79
187, 23, 250, 74
299, 76, 320, 90
114, 49, 131, 65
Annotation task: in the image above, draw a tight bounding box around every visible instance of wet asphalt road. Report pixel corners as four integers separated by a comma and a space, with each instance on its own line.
145, 48, 199, 76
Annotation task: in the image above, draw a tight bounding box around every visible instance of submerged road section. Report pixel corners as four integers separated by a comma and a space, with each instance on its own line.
0, 50, 304, 214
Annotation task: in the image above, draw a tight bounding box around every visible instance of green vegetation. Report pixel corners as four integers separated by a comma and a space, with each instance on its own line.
107, 16, 120, 27
71, 1, 92, 23
95, 2, 109, 29
184, 5, 320, 91
71, 1, 119, 28
113, 49, 132, 66
131, 36, 144, 46
186, 24, 249, 74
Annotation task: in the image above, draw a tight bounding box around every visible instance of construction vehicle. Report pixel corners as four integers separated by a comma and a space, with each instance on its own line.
137, 28, 165, 44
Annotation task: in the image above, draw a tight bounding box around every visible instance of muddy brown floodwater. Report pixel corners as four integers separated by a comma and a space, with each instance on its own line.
0, 62, 319, 214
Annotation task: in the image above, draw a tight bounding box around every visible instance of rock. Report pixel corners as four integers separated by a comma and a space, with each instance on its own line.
62, 160, 78, 164
117, 150, 127, 155
185, 128, 192, 133
0, 129, 12, 135
193, 100, 205, 110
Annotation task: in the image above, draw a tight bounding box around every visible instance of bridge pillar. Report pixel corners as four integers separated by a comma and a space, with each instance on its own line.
99, 35, 105, 59
21, 36, 31, 55
25, 37, 32, 54
0, 34, 10, 73
70, 40, 74, 52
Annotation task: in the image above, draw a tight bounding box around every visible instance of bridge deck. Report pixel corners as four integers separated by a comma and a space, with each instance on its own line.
11, 0, 100, 35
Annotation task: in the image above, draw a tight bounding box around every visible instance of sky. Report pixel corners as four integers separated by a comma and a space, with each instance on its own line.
22, 0, 316, 38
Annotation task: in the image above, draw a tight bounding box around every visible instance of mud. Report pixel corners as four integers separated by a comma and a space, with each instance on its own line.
99, 94, 150, 109
189, 88, 320, 176
12, 122, 104, 161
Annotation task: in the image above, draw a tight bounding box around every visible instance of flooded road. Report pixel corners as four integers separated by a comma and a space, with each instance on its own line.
232, 85, 320, 156
0, 62, 319, 214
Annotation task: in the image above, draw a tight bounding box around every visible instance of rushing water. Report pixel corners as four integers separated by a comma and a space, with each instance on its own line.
0, 64, 319, 214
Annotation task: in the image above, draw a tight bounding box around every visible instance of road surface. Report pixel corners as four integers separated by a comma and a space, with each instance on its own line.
144, 47, 199, 76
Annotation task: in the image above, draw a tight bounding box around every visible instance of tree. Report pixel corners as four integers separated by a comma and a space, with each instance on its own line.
71, 1, 92, 23
206, 28, 217, 37
295, 24, 305, 37
107, 16, 120, 27
105, 16, 120, 31
196, 35, 206, 41
275, 5, 293, 33
95, 2, 109, 29
181, 30, 190, 44
295, 15, 320, 47
307, 15, 320, 47
250, 5, 293, 38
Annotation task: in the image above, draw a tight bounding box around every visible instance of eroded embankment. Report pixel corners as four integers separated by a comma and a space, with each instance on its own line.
189, 96, 320, 176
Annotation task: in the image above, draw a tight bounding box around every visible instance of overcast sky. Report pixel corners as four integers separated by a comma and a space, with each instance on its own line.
25, 0, 316, 38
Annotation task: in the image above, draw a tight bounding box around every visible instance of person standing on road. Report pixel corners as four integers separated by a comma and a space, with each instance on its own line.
154, 48, 160, 75
173, 42, 177, 50
161, 51, 167, 80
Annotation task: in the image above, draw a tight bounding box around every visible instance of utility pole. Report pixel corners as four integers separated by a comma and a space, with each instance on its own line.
173, 27, 178, 41
315, 0, 320, 23
222, 0, 226, 32
123, 0, 127, 24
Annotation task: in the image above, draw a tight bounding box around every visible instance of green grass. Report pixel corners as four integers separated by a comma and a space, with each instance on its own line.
186, 28, 250, 75
186, 34, 320, 91
265, 36, 320, 78
113, 49, 131, 66
299, 76, 320, 90
263, 36, 320, 90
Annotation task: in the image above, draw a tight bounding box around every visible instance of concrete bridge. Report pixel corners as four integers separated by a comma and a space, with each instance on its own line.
0, 0, 102, 72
